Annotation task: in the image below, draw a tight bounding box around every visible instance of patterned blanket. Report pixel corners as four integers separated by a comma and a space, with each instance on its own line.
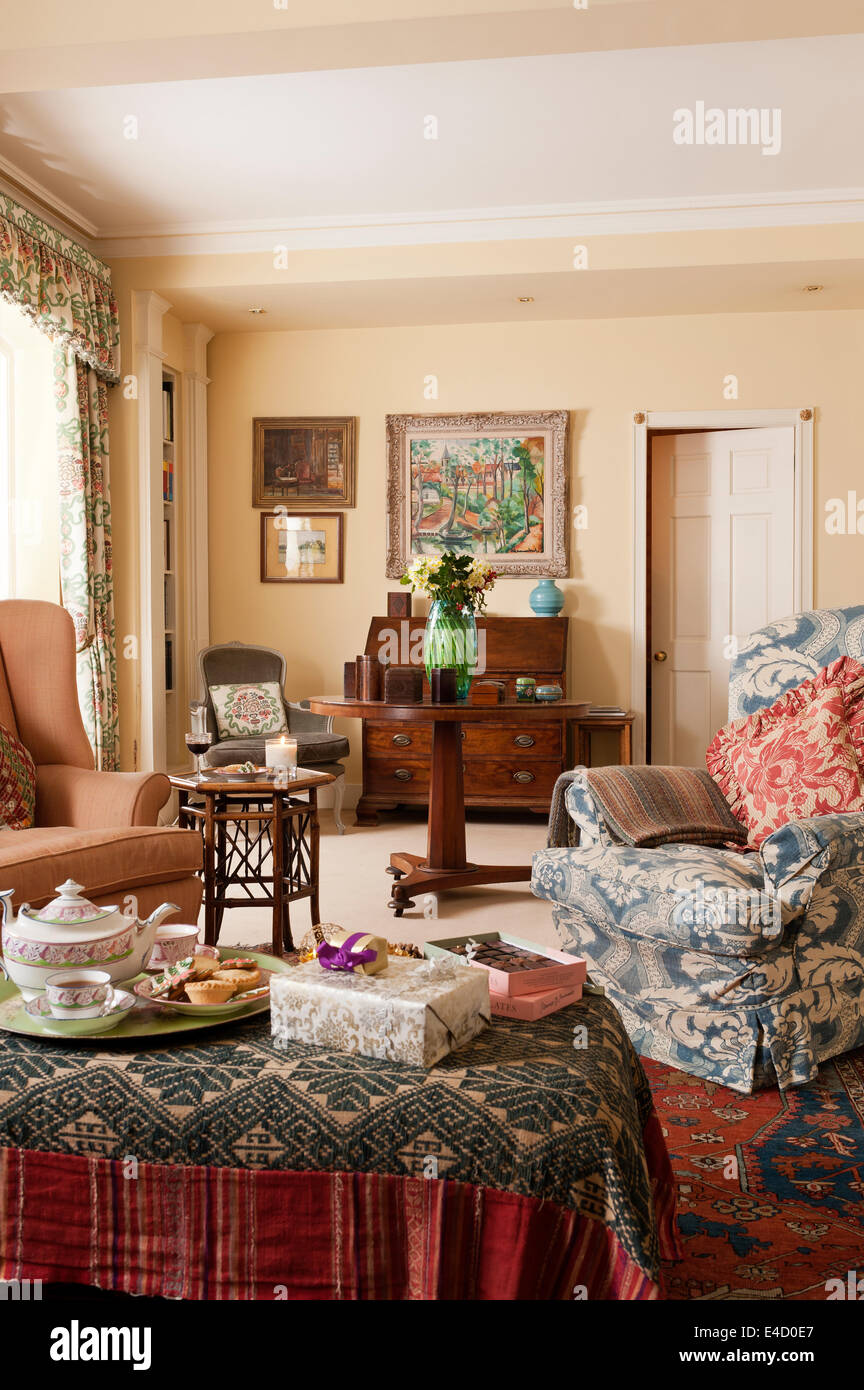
0, 994, 677, 1299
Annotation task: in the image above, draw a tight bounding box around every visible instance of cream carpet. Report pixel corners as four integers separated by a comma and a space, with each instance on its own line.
198, 809, 560, 953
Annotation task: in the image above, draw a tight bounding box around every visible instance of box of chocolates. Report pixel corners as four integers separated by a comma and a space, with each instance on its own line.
489, 980, 582, 1021
423, 931, 586, 998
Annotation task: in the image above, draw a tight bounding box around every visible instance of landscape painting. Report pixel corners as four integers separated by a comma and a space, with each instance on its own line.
253, 416, 356, 508
385, 411, 568, 577
260, 511, 344, 583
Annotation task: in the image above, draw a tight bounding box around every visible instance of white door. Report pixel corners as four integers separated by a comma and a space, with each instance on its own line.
650, 427, 795, 766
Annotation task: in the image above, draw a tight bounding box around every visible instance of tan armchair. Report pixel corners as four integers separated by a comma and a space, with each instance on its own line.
0, 600, 202, 920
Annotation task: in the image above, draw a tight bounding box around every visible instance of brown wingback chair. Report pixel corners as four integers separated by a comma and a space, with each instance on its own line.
0, 600, 202, 920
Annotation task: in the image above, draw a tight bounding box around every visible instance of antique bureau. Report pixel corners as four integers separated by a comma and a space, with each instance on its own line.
355, 615, 569, 823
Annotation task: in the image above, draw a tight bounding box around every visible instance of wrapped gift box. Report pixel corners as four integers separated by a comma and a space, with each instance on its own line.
424, 931, 587, 997
270, 956, 490, 1068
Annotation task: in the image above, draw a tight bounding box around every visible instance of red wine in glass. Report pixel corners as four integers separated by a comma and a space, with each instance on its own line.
185, 731, 214, 784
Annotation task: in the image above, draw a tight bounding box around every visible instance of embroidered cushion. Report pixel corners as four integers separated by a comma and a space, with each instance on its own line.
209, 681, 288, 740
579, 765, 749, 849
707, 657, 864, 848
0, 723, 36, 830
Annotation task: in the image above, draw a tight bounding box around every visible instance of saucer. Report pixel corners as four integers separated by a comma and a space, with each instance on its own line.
24, 989, 137, 1037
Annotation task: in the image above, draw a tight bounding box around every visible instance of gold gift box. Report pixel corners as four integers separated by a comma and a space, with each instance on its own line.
271, 957, 491, 1067
315, 923, 388, 976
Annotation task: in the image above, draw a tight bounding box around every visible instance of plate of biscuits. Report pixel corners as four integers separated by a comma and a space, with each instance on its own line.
134, 951, 272, 1016
205, 762, 273, 782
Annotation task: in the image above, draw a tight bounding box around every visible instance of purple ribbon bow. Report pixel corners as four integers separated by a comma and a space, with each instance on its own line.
316, 932, 377, 973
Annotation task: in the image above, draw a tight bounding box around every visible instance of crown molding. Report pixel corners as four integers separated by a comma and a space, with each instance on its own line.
94, 187, 864, 259
0, 155, 98, 243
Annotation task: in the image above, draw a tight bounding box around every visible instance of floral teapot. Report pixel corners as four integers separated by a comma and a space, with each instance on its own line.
0, 880, 180, 999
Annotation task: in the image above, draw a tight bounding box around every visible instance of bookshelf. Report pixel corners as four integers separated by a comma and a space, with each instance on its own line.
162, 369, 178, 760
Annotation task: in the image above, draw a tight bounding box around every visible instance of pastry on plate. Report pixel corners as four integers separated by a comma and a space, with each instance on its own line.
212, 966, 262, 991
184, 979, 236, 1005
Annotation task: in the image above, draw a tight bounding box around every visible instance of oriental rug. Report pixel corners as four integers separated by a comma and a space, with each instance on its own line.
647, 1049, 864, 1301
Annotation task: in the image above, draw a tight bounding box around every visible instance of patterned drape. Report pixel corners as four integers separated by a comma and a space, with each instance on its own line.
0, 191, 120, 769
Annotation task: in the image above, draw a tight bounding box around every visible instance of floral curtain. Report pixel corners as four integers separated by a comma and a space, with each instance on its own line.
0, 190, 120, 769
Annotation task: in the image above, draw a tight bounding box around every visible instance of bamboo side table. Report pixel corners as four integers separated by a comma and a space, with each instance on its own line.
171, 769, 334, 956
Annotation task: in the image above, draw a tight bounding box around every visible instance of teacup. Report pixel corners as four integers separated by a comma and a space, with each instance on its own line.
148, 923, 201, 969
45, 969, 114, 1019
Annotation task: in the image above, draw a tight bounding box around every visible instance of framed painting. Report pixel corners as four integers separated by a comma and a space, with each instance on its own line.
253, 416, 356, 508
260, 511, 344, 584
385, 410, 569, 577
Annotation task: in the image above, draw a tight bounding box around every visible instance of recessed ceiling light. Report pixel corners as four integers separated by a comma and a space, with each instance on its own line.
248, 306, 267, 314
802, 285, 824, 294
517, 296, 534, 303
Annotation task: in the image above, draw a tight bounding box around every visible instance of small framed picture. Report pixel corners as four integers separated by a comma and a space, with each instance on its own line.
253, 416, 356, 508
260, 511, 344, 584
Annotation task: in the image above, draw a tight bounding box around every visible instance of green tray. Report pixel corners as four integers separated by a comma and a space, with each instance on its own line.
0, 948, 294, 1044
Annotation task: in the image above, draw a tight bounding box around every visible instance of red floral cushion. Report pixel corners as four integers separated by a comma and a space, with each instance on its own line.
0, 722, 36, 831
707, 657, 864, 849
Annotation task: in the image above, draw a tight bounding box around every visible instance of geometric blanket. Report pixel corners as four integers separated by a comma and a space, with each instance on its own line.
0, 994, 679, 1300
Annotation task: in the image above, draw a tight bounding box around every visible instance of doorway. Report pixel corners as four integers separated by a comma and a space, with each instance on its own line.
630, 409, 814, 766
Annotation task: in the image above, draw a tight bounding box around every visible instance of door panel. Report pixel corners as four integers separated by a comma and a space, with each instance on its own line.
651, 427, 795, 765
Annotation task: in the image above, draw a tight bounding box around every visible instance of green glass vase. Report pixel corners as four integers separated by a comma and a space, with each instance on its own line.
424, 601, 478, 701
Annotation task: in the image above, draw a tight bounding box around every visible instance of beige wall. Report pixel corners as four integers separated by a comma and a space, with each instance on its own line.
207, 308, 864, 783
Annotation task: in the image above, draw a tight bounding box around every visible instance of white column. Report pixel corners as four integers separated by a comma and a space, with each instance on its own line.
132, 290, 171, 772
182, 322, 213, 709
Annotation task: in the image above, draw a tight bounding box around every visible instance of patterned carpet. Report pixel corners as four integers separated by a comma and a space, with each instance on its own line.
646, 1049, 864, 1301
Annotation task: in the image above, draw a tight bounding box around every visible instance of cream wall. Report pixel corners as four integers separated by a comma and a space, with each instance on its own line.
207, 308, 864, 784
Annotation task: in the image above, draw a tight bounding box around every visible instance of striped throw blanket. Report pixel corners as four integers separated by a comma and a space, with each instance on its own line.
573, 765, 748, 848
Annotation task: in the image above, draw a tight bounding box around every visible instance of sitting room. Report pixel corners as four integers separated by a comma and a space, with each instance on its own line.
1, 0, 864, 1334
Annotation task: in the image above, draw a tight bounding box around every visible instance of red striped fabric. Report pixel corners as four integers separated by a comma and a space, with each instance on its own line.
0, 1139, 679, 1301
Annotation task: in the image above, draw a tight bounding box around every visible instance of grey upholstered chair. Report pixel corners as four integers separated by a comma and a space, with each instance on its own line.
193, 641, 350, 833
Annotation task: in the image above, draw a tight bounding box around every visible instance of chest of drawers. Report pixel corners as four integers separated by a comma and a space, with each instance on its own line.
355, 615, 569, 823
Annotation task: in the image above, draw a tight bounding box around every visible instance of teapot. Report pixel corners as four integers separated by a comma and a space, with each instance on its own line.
0, 880, 180, 999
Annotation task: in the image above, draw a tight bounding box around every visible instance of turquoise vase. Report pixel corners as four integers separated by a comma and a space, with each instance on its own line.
424, 601, 477, 701
529, 579, 564, 617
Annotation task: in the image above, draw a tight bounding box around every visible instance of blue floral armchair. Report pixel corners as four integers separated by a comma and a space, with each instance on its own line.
531, 607, 864, 1093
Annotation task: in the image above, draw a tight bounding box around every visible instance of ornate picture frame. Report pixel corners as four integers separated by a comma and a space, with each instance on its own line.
253, 416, 356, 509
385, 410, 569, 577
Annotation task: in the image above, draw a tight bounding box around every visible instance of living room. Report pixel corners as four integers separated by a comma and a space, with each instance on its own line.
1, 0, 864, 1339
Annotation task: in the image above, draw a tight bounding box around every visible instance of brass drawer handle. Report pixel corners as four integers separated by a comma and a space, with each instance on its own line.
514, 734, 535, 748
513, 770, 535, 784
394, 768, 413, 782
392, 733, 412, 747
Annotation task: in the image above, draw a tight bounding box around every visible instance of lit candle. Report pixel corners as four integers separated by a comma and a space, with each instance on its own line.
265, 735, 298, 771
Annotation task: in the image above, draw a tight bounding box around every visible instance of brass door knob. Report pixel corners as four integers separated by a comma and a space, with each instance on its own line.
653, 651, 668, 662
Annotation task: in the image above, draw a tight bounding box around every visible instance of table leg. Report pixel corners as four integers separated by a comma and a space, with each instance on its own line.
620, 723, 632, 766
272, 793, 286, 957
309, 788, 321, 927
386, 717, 531, 916
203, 795, 217, 946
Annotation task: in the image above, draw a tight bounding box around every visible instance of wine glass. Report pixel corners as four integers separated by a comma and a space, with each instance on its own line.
185, 729, 214, 786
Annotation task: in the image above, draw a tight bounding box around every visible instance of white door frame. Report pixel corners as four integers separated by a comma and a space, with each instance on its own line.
631, 407, 814, 765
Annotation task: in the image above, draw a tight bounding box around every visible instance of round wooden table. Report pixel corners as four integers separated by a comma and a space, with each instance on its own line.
309, 696, 590, 915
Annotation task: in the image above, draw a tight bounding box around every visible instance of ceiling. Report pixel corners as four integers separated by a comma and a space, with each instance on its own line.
1, 1, 862, 330
2, 36, 863, 249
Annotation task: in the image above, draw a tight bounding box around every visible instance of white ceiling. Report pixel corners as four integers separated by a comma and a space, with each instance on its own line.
1, 36, 862, 246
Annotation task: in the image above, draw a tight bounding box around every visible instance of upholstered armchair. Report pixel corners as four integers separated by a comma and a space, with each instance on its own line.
194, 641, 350, 832
0, 600, 202, 920
531, 606, 864, 1094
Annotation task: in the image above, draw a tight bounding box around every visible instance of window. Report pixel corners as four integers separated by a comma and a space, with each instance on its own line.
0, 337, 11, 600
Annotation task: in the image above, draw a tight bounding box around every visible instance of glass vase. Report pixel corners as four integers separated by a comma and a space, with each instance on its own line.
424, 601, 478, 701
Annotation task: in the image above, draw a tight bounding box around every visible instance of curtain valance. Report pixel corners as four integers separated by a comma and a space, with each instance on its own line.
0, 191, 120, 382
